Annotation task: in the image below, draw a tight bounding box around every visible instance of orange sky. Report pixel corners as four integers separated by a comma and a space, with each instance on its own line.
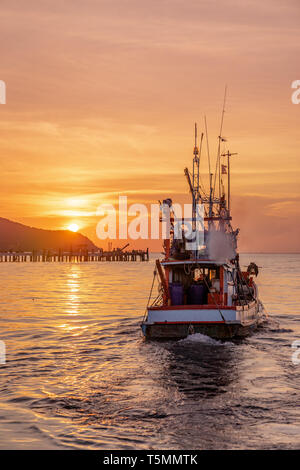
0, 0, 299, 252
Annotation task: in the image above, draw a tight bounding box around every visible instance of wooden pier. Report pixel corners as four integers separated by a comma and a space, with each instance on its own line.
0, 247, 149, 263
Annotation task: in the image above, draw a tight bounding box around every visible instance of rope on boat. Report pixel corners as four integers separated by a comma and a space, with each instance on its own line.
191, 264, 233, 337
228, 266, 269, 323
201, 275, 226, 322
142, 269, 157, 323
227, 270, 243, 306
234, 256, 259, 305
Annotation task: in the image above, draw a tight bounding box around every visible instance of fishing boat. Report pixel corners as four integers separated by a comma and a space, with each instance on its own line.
141, 120, 267, 340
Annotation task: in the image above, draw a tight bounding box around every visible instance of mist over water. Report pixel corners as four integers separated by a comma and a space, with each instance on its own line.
0, 254, 300, 449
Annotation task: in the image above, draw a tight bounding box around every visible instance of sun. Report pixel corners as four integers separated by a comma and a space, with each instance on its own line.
68, 223, 79, 232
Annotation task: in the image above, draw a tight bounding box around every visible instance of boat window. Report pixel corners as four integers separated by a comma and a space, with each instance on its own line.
209, 269, 216, 280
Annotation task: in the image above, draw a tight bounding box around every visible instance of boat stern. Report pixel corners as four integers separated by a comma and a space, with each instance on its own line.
141, 301, 260, 340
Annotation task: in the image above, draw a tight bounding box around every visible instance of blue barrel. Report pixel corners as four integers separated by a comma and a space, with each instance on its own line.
169, 283, 184, 305
188, 284, 206, 305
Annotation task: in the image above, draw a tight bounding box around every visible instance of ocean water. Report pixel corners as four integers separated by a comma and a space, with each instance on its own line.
0, 253, 299, 450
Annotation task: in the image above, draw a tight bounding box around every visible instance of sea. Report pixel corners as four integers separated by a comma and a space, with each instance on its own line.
0, 253, 299, 449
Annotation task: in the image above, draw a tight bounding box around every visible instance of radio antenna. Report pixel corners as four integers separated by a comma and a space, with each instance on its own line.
213, 85, 227, 202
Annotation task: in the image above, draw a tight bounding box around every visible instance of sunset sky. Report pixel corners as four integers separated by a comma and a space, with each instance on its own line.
0, 0, 299, 252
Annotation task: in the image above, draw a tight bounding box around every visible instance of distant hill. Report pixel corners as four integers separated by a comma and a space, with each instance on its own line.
0, 218, 98, 251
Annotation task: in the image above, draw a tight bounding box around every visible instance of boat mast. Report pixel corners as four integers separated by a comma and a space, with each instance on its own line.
221, 150, 237, 215
204, 116, 213, 221
213, 86, 227, 211
192, 123, 203, 231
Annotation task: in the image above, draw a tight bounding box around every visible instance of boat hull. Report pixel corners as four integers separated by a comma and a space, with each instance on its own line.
141, 301, 262, 340
141, 321, 257, 340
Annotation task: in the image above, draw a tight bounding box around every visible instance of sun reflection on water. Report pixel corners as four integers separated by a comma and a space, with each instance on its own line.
65, 265, 81, 316
57, 266, 84, 332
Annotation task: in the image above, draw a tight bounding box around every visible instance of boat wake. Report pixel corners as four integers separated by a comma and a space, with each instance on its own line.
179, 333, 234, 346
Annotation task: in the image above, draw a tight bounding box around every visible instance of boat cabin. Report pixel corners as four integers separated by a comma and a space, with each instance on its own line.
161, 260, 230, 308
